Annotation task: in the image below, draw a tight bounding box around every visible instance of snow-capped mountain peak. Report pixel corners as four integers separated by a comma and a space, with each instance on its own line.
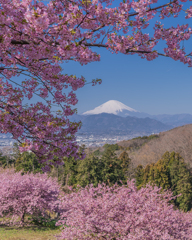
82, 100, 138, 116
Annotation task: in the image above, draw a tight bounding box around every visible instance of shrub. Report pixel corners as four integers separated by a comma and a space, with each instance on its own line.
56, 180, 192, 239
0, 169, 61, 226
31, 216, 60, 229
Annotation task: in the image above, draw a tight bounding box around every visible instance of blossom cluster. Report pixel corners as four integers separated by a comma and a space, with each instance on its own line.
0, 169, 61, 225
1, 169, 192, 239
0, 0, 192, 167
57, 180, 192, 239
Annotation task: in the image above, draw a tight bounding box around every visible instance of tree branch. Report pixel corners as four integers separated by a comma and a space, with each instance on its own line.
11, 40, 29, 45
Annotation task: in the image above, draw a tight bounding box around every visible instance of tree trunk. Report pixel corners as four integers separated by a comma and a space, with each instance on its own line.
6, 157, 9, 168
55, 212, 60, 219
21, 212, 25, 225
65, 174, 69, 186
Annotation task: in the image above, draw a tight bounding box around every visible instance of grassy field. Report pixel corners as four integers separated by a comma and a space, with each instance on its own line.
0, 225, 61, 240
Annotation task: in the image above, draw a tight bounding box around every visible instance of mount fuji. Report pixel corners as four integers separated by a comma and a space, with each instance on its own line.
68, 100, 192, 137
82, 100, 150, 118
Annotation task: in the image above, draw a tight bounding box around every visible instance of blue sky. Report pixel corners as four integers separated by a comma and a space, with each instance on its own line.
63, 49, 192, 115
28, 1, 192, 115
58, 1, 192, 115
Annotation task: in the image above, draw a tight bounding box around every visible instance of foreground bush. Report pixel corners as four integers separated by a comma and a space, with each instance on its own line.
57, 180, 192, 240
0, 169, 61, 225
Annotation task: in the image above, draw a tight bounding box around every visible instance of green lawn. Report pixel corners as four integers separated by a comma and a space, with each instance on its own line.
0, 225, 61, 240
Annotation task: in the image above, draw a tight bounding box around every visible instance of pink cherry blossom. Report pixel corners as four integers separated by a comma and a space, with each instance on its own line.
0, 169, 61, 225
56, 180, 192, 239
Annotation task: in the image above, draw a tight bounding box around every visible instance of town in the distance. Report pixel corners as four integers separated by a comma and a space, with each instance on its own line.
1, 100, 192, 153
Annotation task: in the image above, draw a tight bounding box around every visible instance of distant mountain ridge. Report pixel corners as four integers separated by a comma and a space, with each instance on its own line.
71, 113, 172, 136
152, 114, 192, 127
81, 100, 192, 127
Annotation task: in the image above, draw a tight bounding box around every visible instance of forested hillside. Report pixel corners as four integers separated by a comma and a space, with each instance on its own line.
117, 124, 192, 168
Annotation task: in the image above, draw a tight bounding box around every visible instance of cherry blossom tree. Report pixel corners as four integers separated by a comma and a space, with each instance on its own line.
0, 0, 192, 169
56, 179, 192, 239
0, 169, 61, 225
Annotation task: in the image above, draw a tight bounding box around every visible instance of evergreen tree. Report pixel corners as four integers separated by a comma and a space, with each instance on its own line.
176, 168, 192, 212
142, 164, 152, 186
0, 152, 8, 168
63, 157, 79, 186
147, 163, 155, 185
153, 159, 171, 190
134, 164, 144, 189
0, 152, 15, 168
15, 151, 43, 174
168, 152, 192, 212
100, 148, 127, 186
63, 149, 131, 188
118, 151, 131, 172
134, 151, 192, 212
103, 143, 120, 152
75, 155, 103, 187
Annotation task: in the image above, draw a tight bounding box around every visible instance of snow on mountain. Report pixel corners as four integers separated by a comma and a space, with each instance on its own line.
82, 100, 138, 116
